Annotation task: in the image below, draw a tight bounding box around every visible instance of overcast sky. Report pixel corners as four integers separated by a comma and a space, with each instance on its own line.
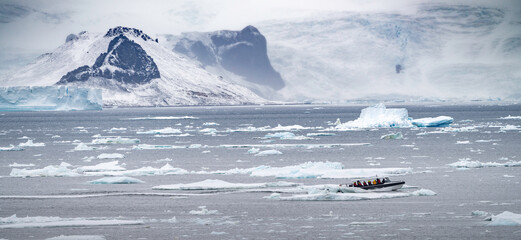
0, 0, 516, 75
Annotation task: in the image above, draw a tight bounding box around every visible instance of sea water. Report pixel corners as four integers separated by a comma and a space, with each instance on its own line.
1, 104, 520, 239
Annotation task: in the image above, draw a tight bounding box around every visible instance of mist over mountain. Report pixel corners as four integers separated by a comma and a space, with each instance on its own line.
258, 3, 521, 102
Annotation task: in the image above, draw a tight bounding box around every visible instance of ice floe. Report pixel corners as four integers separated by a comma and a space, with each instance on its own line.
152, 179, 298, 190
77, 161, 126, 172
84, 163, 188, 177
18, 139, 45, 147
499, 125, 521, 132
0, 144, 24, 151
499, 115, 521, 120
486, 211, 521, 226
262, 132, 311, 140
137, 127, 182, 134
46, 235, 106, 240
247, 147, 260, 154
266, 188, 436, 201
189, 206, 219, 215
381, 132, 404, 140
0, 215, 142, 229
10, 162, 81, 177
73, 143, 95, 151
306, 132, 336, 137
89, 176, 144, 184
125, 116, 198, 120
448, 158, 521, 168
91, 136, 140, 144
8, 162, 35, 167
96, 153, 124, 159
203, 122, 220, 126
255, 149, 283, 156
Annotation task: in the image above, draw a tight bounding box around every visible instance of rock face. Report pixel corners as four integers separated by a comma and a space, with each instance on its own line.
58, 34, 160, 85
174, 26, 285, 90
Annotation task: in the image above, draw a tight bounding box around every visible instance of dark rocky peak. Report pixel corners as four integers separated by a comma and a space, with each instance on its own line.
58, 34, 160, 85
104, 26, 153, 42
174, 25, 284, 90
66, 33, 78, 42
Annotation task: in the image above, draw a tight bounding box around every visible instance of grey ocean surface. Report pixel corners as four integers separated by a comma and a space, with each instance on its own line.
1, 104, 521, 239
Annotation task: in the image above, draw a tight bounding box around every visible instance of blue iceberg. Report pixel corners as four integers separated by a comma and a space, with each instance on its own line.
412, 116, 454, 127
0, 86, 102, 111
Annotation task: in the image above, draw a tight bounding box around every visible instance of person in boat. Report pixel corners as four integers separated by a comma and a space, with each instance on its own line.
363, 181, 367, 186
368, 181, 372, 186
381, 178, 386, 184
357, 180, 362, 187
372, 180, 377, 185
377, 178, 381, 184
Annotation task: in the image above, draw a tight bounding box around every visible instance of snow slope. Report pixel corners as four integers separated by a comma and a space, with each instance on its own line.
0, 27, 265, 106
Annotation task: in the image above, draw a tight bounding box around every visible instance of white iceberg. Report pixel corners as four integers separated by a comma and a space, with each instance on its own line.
84, 163, 188, 177
89, 176, 144, 184
152, 179, 298, 190
336, 104, 413, 129
0, 144, 24, 151
412, 116, 454, 127
46, 235, 106, 240
487, 211, 521, 226
10, 162, 80, 177
73, 143, 95, 151
136, 127, 182, 135
126, 116, 198, 120
91, 137, 140, 144
96, 153, 124, 159
189, 206, 218, 215
19, 139, 45, 147
335, 104, 453, 129
254, 149, 283, 156
263, 132, 311, 140
381, 132, 404, 140
77, 161, 126, 172
0, 86, 102, 111
499, 115, 521, 120
268, 189, 436, 201
9, 162, 35, 167
0, 214, 142, 229
448, 158, 521, 168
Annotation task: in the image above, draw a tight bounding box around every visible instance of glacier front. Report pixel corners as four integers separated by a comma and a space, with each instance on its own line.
0, 86, 102, 111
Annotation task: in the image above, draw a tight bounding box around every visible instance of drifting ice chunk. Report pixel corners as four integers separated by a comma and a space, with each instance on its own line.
9, 162, 35, 167
189, 206, 218, 215
74, 143, 95, 151
77, 161, 126, 172
336, 104, 412, 129
136, 127, 182, 134
263, 132, 311, 140
268, 188, 436, 201
487, 211, 521, 226
381, 132, 404, 140
46, 235, 106, 240
412, 116, 454, 127
448, 158, 521, 168
10, 162, 79, 177
91, 137, 140, 144
89, 176, 144, 184
255, 149, 283, 156
0, 144, 24, 151
247, 147, 260, 154
152, 179, 298, 190
19, 139, 45, 147
0, 86, 102, 111
0, 214, 142, 229
96, 153, 124, 159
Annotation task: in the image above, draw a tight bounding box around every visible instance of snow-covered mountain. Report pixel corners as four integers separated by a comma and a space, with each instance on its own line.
257, 4, 521, 102
163, 26, 284, 99
0, 26, 265, 106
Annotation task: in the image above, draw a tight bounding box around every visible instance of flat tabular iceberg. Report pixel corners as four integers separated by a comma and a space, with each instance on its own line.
0, 86, 102, 111
152, 179, 298, 190
0, 215, 142, 229
89, 176, 144, 184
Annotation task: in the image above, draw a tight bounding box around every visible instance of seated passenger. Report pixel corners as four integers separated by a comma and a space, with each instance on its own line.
377, 178, 381, 184
357, 180, 362, 187
372, 180, 377, 185
382, 178, 386, 184
363, 181, 367, 186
